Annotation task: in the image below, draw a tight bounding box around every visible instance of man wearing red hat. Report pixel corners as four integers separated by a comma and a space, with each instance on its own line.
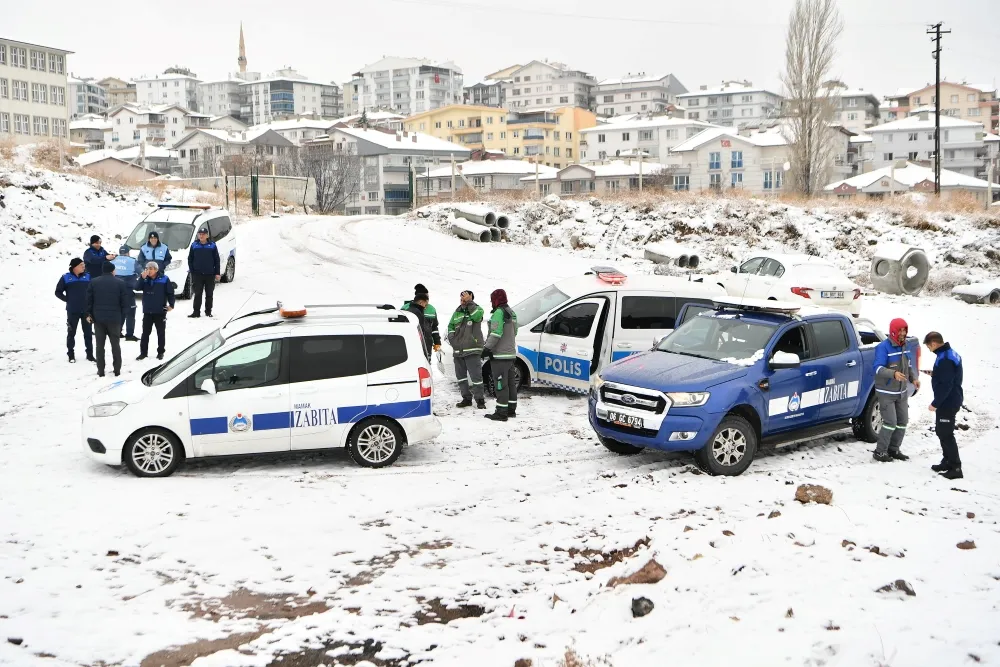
871, 318, 920, 462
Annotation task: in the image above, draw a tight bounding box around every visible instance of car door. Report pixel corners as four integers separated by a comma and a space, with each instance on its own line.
756, 258, 786, 298
208, 214, 235, 266
288, 326, 367, 451
763, 323, 825, 434
188, 337, 290, 456
725, 257, 765, 297
536, 298, 608, 393
613, 292, 675, 362
807, 318, 863, 422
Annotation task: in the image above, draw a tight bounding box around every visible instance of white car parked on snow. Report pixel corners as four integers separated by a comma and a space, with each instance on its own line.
715, 252, 863, 317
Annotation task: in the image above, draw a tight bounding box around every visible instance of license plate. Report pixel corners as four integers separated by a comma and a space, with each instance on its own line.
821, 291, 845, 299
608, 411, 644, 429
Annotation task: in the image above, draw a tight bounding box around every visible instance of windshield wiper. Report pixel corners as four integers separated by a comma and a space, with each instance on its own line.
662, 349, 716, 360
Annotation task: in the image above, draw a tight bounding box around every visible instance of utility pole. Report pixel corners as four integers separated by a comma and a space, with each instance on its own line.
927, 22, 951, 196
450, 153, 455, 201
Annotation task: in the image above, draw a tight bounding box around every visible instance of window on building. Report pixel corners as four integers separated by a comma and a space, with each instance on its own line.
553, 147, 560, 157
29, 50, 45, 70
566, 148, 573, 158
624, 106, 631, 112
885, 134, 893, 143
950, 94, 959, 103
603, 95, 614, 103
640, 130, 653, 141
561, 181, 574, 194
513, 147, 520, 155
0, 79, 6, 100
847, 112, 857, 121
598, 150, 607, 160
968, 108, 981, 117
14, 114, 30, 134
11, 47, 26, 68
709, 172, 721, 189
0, 44, 5, 66
722, 109, 733, 118
731, 172, 743, 188
688, 111, 700, 120
674, 175, 690, 191
12, 80, 27, 101
559, 96, 568, 103
763, 171, 773, 190
536, 99, 543, 104
0, 113, 8, 134
883, 152, 893, 161
709, 151, 721, 169
500, 131, 506, 139
622, 132, 630, 141
731, 151, 743, 168
907, 151, 918, 160
32, 116, 49, 136
908, 132, 918, 141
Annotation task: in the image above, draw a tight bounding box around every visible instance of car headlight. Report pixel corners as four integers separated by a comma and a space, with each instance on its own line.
87, 402, 127, 418
592, 374, 605, 392
166, 260, 181, 270
666, 392, 710, 407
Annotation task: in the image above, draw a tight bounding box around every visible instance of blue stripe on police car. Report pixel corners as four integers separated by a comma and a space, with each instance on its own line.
188, 399, 432, 436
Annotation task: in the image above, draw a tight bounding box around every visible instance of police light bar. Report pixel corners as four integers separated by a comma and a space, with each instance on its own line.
277, 301, 307, 318
711, 296, 801, 314
155, 202, 212, 210
588, 265, 627, 285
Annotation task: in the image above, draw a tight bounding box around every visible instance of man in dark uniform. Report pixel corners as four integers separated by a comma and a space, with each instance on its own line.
54, 257, 94, 363
86, 261, 132, 377
83, 235, 116, 278
187, 227, 220, 318
924, 331, 964, 479
403, 293, 434, 362
136, 261, 176, 361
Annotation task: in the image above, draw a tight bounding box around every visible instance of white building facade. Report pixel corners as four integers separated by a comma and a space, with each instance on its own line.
239, 70, 338, 126
831, 89, 880, 135
104, 103, 210, 150
579, 117, 717, 163
664, 127, 791, 195
505, 61, 596, 112
68, 76, 108, 119
678, 82, 782, 129
592, 73, 687, 118
867, 114, 988, 177
352, 57, 463, 116
136, 72, 201, 111
0, 38, 71, 145
197, 77, 248, 120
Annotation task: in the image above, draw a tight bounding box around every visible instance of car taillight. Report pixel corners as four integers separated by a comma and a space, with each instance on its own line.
853, 288, 862, 300
790, 287, 811, 299
418, 366, 432, 398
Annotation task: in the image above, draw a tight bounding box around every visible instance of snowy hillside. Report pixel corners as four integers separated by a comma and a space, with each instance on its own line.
412, 196, 1000, 293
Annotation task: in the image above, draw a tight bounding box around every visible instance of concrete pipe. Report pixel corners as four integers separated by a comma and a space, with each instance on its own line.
644, 241, 700, 269
869, 242, 931, 296
489, 227, 501, 242
453, 204, 496, 227
688, 254, 700, 269
452, 219, 491, 242
495, 214, 510, 229
952, 283, 1000, 305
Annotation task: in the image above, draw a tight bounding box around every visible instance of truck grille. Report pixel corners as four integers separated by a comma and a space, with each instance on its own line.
601, 387, 666, 414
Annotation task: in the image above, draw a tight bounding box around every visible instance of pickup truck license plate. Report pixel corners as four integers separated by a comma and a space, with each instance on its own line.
608, 411, 644, 430
821, 291, 845, 299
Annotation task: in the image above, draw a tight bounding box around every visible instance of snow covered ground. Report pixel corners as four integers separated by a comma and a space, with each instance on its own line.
2, 170, 1000, 667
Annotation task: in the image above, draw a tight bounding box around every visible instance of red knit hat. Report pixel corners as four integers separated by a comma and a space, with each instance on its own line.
490, 289, 508, 309
889, 318, 908, 343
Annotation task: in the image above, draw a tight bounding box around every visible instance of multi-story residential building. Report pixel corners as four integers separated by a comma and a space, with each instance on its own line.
677, 81, 782, 129
867, 112, 990, 178
248, 118, 333, 146
825, 162, 1000, 206
98, 77, 136, 107
351, 57, 463, 116
68, 76, 108, 119
198, 76, 250, 120
416, 159, 558, 199
592, 73, 688, 118
69, 114, 111, 151
403, 104, 597, 169
578, 116, 716, 163
104, 103, 211, 150
209, 115, 247, 132
173, 127, 295, 177
464, 64, 520, 108
663, 127, 791, 195
518, 160, 671, 196
883, 82, 999, 133
504, 60, 596, 112
303, 127, 470, 215
239, 68, 338, 125
343, 77, 364, 117
0, 37, 71, 145
136, 70, 201, 111
830, 89, 880, 134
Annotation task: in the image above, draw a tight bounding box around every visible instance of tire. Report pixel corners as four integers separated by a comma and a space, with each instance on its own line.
483, 360, 525, 397
179, 275, 192, 300
220, 256, 236, 284
123, 428, 184, 478
694, 415, 757, 476
597, 434, 644, 455
852, 392, 881, 443
347, 417, 403, 468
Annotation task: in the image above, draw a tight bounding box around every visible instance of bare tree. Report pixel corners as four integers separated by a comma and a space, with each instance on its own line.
781, 0, 844, 196
298, 144, 363, 213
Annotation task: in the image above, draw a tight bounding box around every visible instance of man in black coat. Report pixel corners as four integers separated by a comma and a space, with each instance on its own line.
136, 261, 176, 361
924, 331, 965, 479
403, 293, 434, 362
187, 227, 221, 318
54, 257, 94, 363
86, 261, 132, 377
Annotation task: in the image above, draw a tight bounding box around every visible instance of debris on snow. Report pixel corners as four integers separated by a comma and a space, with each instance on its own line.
876, 579, 917, 597
957, 540, 978, 550
631, 597, 655, 618
606, 559, 667, 587
795, 484, 833, 505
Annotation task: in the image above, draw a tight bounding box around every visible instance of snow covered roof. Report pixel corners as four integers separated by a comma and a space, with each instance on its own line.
136, 72, 200, 82
825, 162, 1000, 192
866, 115, 983, 132
353, 57, 462, 76
597, 73, 673, 87
849, 134, 873, 144
420, 160, 558, 179
670, 127, 788, 152
76, 145, 174, 166
580, 117, 716, 133
833, 89, 878, 99
70, 118, 111, 131
678, 83, 781, 98
252, 118, 334, 133
239, 76, 335, 88
985, 133, 1000, 143
331, 127, 470, 153
333, 111, 406, 125
519, 160, 668, 182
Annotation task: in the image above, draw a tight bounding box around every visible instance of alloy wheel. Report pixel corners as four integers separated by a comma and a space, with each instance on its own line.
132, 433, 174, 474
711, 427, 747, 468
356, 424, 397, 464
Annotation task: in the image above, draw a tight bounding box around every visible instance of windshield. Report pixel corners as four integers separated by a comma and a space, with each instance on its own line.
513, 285, 570, 325
658, 313, 778, 365
125, 221, 195, 251
149, 329, 225, 386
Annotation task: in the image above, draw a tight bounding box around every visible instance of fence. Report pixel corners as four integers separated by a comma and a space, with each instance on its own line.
162, 175, 316, 215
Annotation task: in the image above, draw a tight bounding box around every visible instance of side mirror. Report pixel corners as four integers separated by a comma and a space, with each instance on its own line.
769, 351, 801, 370
199, 378, 217, 395
730, 266, 738, 273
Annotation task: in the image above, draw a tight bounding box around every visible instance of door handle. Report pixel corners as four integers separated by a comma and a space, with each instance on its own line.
846, 360, 857, 367
805, 371, 818, 377
261, 393, 283, 399
616, 342, 632, 348
575, 350, 589, 356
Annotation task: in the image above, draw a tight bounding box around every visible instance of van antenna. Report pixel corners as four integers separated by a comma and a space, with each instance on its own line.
225, 290, 259, 328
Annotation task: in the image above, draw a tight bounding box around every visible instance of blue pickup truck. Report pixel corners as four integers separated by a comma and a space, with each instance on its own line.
588, 297, 920, 475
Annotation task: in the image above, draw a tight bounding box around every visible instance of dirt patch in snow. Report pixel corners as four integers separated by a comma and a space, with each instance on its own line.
180, 588, 328, 622
559, 536, 651, 574
414, 596, 487, 625
346, 540, 453, 586
140, 631, 263, 667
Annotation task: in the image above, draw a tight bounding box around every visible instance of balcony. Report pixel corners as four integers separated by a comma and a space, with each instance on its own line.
523, 131, 545, 141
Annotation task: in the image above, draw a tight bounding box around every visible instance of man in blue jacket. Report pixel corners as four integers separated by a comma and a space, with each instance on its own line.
136, 261, 176, 361
83, 235, 116, 279
113, 248, 140, 342
86, 261, 132, 377
924, 331, 964, 479
137, 231, 172, 273
871, 318, 920, 462
187, 227, 220, 318
54, 257, 94, 363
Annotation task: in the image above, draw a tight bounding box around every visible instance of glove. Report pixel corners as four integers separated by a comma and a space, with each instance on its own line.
433, 344, 441, 352
481, 349, 492, 360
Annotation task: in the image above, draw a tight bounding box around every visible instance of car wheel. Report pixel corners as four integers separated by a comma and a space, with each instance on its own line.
123, 428, 183, 478
597, 434, 644, 455
852, 392, 881, 443
694, 415, 757, 476
179, 275, 192, 300
220, 256, 236, 283
348, 418, 403, 468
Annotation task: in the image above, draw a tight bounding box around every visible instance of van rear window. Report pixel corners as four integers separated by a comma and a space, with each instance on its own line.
366, 335, 408, 373
621, 296, 676, 329
290, 336, 366, 382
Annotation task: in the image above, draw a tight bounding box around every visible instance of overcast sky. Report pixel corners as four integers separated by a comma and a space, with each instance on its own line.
10, 0, 999, 95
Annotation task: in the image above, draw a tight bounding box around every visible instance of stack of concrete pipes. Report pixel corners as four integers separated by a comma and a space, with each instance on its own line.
450, 204, 510, 242
643, 241, 701, 269
869, 242, 930, 296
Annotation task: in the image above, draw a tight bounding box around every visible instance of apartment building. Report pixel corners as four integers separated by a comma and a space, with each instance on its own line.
246, 117, 332, 146
831, 89, 880, 134
239, 69, 338, 125
867, 113, 990, 177
592, 73, 688, 118
98, 77, 136, 107
352, 57, 463, 116
173, 127, 295, 177
68, 76, 108, 118
403, 104, 597, 169
416, 159, 558, 199
504, 61, 596, 112
883, 82, 999, 133
663, 127, 791, 195
198, 76, 250, 120
464, 64, 520, 108
69, 115, 111, 151
825, 163, 1000, 205
136, 71, 201, 111
0, 38, 71, 145
677, 81, 782, 129
343, 77, 363, 117
519, 160, 670, 196
303, 127, 470, 215
104, 103, 210, 150
579, 116, 717, 163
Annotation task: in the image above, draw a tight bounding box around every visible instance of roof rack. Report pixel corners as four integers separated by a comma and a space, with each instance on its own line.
155, 202, 213, 210
711, 296, 801, 315
300, 303, 396, 310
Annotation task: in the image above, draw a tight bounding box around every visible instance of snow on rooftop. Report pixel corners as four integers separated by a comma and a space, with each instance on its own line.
75, 145, 173, 167
333, 111, 405, 124
420, 160, 558, 179
678, 83, 781, 98
580, 117, 716, 133
519, 160, 668, 182
597, 73, 672, 87
332, 127, 470, 153
669, 126, 787, 152
825, 162, 1000, 191
135, 72, 200, 81
354, 56, 462, 75
849, 134, 873, 144
867, 115, 984, 132
69, 118, 111, 131
253, 118, 334, 132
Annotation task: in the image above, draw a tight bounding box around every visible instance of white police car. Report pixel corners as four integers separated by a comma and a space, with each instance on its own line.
477, 267, 725, 394
82, 304, 441, 477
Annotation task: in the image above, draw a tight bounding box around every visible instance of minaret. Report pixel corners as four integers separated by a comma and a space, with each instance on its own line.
238, 23, 247, 74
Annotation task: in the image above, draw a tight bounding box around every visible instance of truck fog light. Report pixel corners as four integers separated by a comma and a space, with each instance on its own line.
669, 431, 697, 441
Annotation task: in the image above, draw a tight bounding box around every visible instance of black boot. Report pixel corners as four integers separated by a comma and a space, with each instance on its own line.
86, 353, 96, 363
124, 335, 139, 342
475, 399, 486, 409
508, 406, 516, 419
136, 354, 147, 360
931, 461, 952, 472
941, 466, 963, 480
888, 451, 909, 461
485, 408, 508, 422
188, 313, 200, 318
456, 398, 473, 408
156, 352, 164, 361
872, 451, 893, 463
68, 352, 76, 363
97, 370, 105, 377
